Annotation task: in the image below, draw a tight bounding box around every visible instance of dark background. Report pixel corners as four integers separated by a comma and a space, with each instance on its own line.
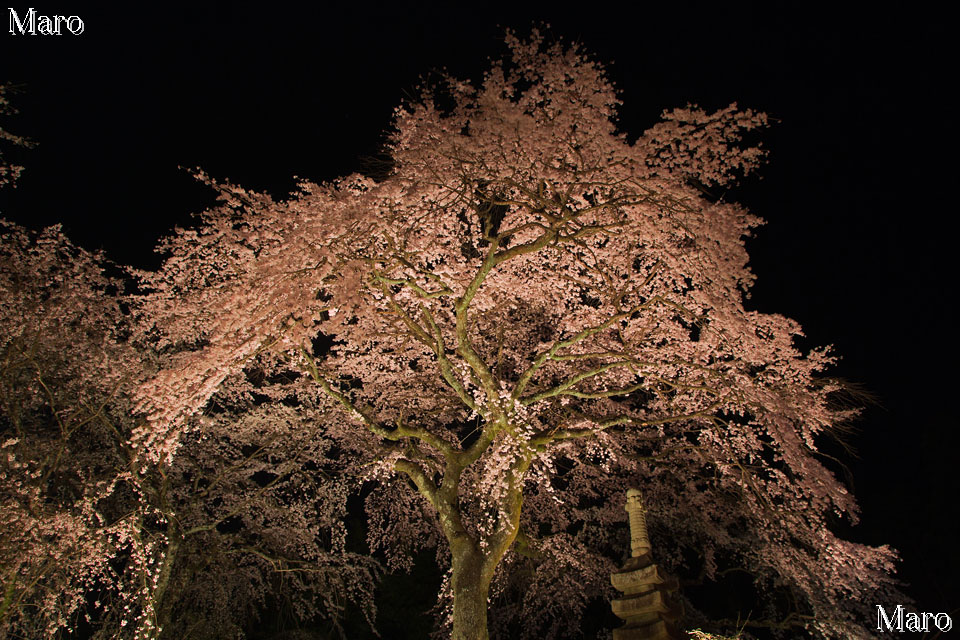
2, 2, 956, 635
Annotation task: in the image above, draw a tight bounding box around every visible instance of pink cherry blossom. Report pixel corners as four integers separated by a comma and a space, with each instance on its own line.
133, 32, 900, 639
0, 221, 377, 638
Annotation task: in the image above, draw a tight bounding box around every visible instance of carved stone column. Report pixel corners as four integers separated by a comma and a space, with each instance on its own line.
610, 489, 683, 640
626, 488, 651, 557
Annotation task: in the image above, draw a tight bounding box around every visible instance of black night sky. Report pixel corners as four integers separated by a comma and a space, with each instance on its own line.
2, 2, 956, 634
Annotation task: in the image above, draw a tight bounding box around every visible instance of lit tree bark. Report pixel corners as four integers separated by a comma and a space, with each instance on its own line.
444, 483, 523, 640
449, 541, 491, 640
151, 524, 179, 635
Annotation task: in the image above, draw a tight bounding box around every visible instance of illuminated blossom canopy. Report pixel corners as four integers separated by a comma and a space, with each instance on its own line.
0, 221, 377, 639
135, 31, 899, 639
0, 222, 153, 638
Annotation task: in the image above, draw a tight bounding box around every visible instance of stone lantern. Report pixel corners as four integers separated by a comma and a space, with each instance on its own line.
610, 489, 683, 640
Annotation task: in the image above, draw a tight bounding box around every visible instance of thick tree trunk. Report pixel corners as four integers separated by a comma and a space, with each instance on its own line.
152, 525, 180, 635
450, 543, 492, 640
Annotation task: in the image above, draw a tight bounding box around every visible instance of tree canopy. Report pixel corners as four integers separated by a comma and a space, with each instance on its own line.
0, 220, 378, 639
0, 31, 904, 640
131, 32, 899, 639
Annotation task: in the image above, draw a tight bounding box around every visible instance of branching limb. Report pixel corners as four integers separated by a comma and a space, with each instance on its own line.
393, 458, 440, 510
301, 348, 393, 438
420, 305, 478, 414
513, 309, 636, 400
513, 527, 543, 560
454, 238, 501, 405
530, 401, 724, 446
301, 348, 458, 459
520, 359, 638, 405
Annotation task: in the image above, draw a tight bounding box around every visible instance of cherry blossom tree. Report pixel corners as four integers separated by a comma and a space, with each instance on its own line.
0, 221, 378, 639
134, 32, 900, 639
135, 397, 379, 639
0, 221, 159, 638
